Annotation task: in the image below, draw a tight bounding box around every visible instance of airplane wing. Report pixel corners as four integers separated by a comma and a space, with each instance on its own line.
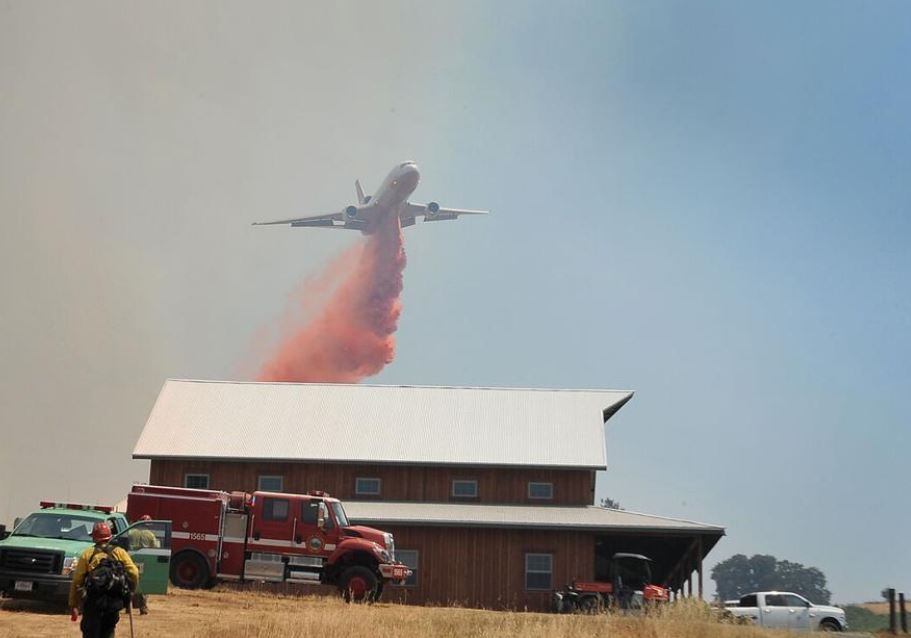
404, 202, 489, 223
252, 211, 346, 228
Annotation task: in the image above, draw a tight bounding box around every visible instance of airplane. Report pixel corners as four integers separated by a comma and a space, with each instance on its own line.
253, 161, 488, 234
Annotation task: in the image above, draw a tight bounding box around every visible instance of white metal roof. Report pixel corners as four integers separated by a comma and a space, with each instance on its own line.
345, 501, 725, 534
132, 379, 633, 469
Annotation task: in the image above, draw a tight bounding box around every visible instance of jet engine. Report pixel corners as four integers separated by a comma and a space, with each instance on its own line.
427, 202, 440, 214
345, 205, 358, 218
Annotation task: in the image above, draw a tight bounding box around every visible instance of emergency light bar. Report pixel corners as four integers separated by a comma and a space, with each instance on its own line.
39, 501, 114, 514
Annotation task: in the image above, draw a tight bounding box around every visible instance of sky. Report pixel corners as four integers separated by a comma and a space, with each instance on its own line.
1, 0, 909, 603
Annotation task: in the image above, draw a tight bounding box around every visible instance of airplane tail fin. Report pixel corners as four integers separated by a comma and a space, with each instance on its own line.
355, 180, 367, 205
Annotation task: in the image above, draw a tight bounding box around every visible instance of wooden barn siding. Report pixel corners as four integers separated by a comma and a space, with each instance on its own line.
149, 460, 595, 506
382, 526, 595, 611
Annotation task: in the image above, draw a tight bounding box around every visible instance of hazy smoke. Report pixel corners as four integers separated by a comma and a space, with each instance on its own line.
257, 213, 406, 382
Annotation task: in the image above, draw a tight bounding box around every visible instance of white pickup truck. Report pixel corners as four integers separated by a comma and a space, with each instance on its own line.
725, 592, 848, 632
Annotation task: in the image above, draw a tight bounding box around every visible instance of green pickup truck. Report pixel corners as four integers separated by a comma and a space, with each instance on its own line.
0, 502, 171, 601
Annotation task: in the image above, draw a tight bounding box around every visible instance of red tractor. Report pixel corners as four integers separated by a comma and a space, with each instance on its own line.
127, 484, 410, 602
552, 553, 669, 613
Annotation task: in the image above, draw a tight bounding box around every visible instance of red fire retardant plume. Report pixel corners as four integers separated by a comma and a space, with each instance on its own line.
257, 213, 406, 383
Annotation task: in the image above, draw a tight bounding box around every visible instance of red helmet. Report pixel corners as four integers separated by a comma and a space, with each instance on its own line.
91, 522, 113, 542
139, 515, 152, 521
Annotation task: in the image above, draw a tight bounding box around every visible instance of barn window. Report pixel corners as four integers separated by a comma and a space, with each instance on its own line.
355, 478, 382, 496
451, 480, 478, 498
184, 474, 209, 490
263, 497, 289, 521
525, 553, 553, 591
394, 549, 419, 587
258, 475, 283, 493
528, 482, 554, 500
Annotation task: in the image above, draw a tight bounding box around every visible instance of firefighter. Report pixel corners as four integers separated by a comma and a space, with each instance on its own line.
127, 515, 159, 550
127, 514, 159, 615
69, 521, 140, 638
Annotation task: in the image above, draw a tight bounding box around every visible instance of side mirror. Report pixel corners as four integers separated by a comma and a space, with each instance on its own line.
112, 535, 130, 551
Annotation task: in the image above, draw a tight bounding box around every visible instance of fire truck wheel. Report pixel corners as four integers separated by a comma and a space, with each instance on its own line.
170, 551, 210, 589
339, 566, 378, 604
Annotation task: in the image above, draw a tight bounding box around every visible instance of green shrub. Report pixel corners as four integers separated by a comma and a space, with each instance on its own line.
844, 605, 888, 632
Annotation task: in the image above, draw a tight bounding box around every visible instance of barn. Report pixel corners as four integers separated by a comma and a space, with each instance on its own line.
132, 379, 724, 610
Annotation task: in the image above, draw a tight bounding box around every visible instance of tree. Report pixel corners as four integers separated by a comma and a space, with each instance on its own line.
600, 497, 623, 510
711, 554, 831, 604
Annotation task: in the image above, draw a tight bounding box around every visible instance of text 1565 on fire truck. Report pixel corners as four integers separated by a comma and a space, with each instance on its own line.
127, 484, 410, 602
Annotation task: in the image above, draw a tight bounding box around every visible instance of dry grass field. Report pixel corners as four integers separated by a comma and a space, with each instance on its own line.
0, 588, 798, 638
858, 601, 902, 615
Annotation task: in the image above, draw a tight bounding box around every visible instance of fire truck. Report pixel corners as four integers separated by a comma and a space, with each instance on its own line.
126, 484, 410, 602
552, 553, 670, 613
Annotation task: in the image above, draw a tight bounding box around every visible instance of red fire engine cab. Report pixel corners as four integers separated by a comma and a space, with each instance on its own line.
126, 484, 409, 602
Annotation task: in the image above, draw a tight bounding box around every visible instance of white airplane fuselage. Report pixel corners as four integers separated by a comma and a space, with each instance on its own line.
350, 162, 421, 233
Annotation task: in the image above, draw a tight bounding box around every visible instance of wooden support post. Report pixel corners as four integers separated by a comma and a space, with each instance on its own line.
889, 588, 897, 635
900, 592, 907, 634
686, 540, 693, 597
667, 537, 699, 600
697, 535, 704, 600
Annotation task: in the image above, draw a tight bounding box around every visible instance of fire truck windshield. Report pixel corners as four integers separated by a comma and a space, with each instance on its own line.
330, 502, 349, 527
13, 513, 99, 541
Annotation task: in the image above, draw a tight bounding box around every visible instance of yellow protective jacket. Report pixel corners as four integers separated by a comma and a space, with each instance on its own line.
127, 528, 159, 549
68, 543, 140, 609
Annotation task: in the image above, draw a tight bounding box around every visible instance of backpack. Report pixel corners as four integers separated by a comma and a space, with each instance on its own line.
84, 545, 130, 610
